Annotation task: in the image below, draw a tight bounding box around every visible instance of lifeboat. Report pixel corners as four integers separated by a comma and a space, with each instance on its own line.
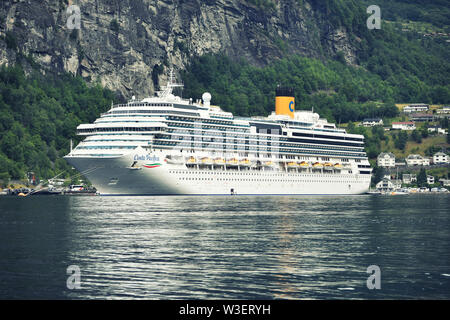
240, 158, 251, 166
312, 162, 323, 168
299, 161, 309, 167
187, 156, 197, 164
201, 157, 212, 164
214, 157, 225, 164
323, 162, 333, 170
287, 162, 298, 167
334, 163, 343, 168
227, 158, 239, 165
263, 161, 274, 167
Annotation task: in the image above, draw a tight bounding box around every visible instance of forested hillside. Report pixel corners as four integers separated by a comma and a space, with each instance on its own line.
0, 65, 115, 182
181, 54, 400, 122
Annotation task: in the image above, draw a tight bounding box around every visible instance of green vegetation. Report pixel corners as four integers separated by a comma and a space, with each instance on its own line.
0, 65, 115, 183
417, 168, 427, 187
182, 54, 400, 123
371, 165, 385, 186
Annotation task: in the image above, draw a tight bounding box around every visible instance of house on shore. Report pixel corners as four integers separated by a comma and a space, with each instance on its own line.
376, 178, 395, 192
391, 179, 402, 189
361, 118, 383, 127
433, 152, 449, 164
402, 174, 417, 184
436, 106, 450, 115
427, 126, 447, 135
377, 152, 396, 168
392, 121, 416, 130
409, 113, 434, 122
403, 104, 429, 113
406, 154, 430, 166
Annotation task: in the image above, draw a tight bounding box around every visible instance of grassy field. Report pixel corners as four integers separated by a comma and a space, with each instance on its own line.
427, 167, 450, 178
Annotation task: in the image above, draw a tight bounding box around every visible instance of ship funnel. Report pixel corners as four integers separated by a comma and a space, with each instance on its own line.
275, 86, 295, 119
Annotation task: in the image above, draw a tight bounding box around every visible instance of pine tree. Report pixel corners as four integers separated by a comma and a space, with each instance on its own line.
417, 168, 427, 188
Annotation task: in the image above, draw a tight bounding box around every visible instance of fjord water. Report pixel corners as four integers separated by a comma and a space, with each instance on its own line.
0, 194, 449, 299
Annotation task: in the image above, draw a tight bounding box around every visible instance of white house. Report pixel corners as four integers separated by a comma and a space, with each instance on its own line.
48, 178, 65, 186
433, 152, 449, 164
391, 179, 402, 189
392, 122, 416, 130
402, 174, 417, 184
427, 175, 435, 185
376, 178, 395, 192
362, 118, 383, 127
436, 106, 450, 114
406, 154, 430, 166
403, 104, 429, 113
427, 126, 447, 135
410, 113, 434, 122
377, 152, 396, 168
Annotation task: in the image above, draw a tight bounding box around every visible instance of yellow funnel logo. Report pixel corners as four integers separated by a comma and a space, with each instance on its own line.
289, 101, 294, 112
275, 96, 295, 118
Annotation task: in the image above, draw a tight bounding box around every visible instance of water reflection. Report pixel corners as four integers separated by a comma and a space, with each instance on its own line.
0, 194, 449, 299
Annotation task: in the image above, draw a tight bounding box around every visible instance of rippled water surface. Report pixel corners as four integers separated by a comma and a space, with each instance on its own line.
0, 194, 449, 299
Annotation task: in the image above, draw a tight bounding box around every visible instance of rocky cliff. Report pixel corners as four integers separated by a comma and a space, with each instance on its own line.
0, 0, 359, 98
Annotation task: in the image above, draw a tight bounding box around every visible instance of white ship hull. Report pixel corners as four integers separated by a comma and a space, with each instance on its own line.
65, 151, 371, 196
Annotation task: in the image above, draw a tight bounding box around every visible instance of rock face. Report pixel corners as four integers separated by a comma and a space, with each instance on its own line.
0, 0, 359, 98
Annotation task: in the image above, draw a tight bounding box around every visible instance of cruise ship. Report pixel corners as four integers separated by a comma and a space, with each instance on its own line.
64, 70, 372, 195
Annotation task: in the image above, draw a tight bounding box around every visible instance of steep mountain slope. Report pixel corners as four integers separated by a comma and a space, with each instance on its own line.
0, 0, 364, 97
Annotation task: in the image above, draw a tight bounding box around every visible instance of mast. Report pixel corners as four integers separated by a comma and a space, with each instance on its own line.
156, 67, 184, 98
